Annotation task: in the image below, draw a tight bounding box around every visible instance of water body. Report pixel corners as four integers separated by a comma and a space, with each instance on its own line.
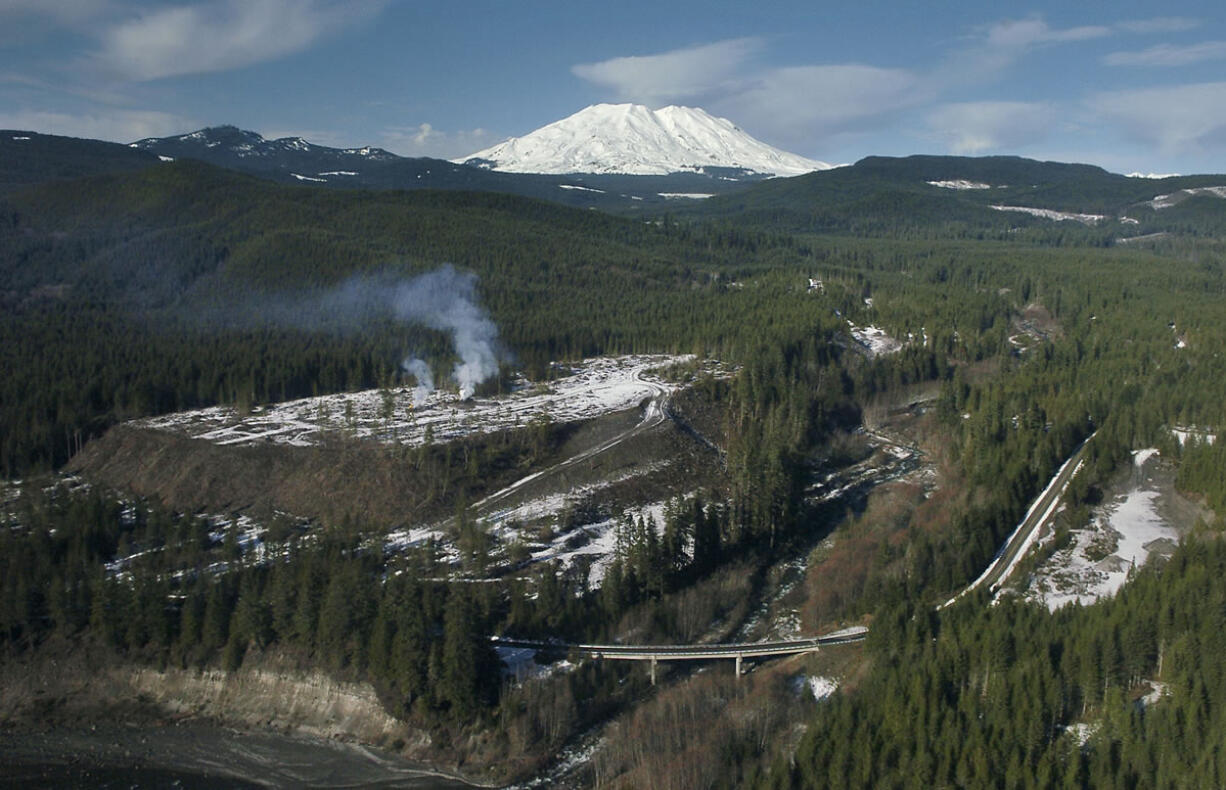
0, 724, 476, 789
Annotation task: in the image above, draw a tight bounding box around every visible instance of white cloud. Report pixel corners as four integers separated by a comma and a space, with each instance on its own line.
718, 65, 919, 140
940, 17, 1112, 82
926, 101, 1056, 154
1115, 17, 1201, 34
1104, 41, 1226, 67
571, 38, 760, 105
573, 39, 916, 151
1089, 82, 1226, 155
379, 123, 502, 160
984, 18, 1110, 49
93, 0, 381, 81
0, 108, 194, 142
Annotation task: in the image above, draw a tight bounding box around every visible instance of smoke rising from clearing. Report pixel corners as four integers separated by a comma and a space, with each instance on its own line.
302, 264, 502, 399
385, 266, 500, 399
402, 357, 434, 405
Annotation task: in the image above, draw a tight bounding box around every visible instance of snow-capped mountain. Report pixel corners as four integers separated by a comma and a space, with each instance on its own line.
130, 126, 399, 169
455, 104, 831, 178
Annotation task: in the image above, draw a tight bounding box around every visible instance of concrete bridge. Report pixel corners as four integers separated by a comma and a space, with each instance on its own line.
492, 627, 868, 684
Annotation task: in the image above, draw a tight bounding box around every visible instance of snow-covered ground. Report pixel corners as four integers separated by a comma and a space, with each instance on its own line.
1171, 426, 1216, 446
847, 324, 903, 357
991, 205, 1106, 224
1145, 186, 1226, 210
805, 676, 839, 701
927, 180, 994, 190
1023, 450, 1180, 611
136, 355, 704, 450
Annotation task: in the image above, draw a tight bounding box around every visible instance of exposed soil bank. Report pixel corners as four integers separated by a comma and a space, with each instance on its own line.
0, 643, 493, 788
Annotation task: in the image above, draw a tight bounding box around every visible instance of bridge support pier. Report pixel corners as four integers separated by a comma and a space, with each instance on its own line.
735, 653, 743, 679
650, 656, 657, 686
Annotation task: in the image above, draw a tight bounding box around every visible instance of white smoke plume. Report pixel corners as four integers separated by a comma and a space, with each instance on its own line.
384, 266, 500, 399
401, 357, 435, 406
304, 264, 502, 400
216, 264, 503, 399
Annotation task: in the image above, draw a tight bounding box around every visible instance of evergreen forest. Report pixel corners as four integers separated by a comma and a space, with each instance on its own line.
2, 139, 1225, 787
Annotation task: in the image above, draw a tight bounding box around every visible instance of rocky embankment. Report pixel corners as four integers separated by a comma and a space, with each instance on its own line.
0, 642, 492, 787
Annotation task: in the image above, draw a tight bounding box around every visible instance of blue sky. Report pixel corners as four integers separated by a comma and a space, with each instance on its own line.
2, 0, 1225, 174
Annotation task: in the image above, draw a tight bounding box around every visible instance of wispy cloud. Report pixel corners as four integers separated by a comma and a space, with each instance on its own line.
1088, 82, 1226, 155
719, 65, 919, 144
571, 38, 761, 105
92, 0, 382, 81
1115, 17, 1201, 34
983, 17, 1111, 48
0, 107, 194, 142
926, 101, 1056, 154
936, 17, 1113, 86
1104, 41, 1226, 67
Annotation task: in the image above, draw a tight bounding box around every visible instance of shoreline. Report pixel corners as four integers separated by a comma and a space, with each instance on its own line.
0, 720, 489, 789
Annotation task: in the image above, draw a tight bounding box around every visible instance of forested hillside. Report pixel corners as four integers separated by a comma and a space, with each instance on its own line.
2, 141, 1225, 786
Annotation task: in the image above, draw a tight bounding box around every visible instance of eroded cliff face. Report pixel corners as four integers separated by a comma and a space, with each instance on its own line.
122, 665, 415, 747
0, 643, 496, 781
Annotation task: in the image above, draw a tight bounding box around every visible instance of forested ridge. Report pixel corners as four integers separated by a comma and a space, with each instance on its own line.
2, 144, 1225, 786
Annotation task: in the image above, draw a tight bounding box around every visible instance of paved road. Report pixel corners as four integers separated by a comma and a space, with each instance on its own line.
470, 367, 672, 516
492, 626, 868, 662
941, 433, 1095, 608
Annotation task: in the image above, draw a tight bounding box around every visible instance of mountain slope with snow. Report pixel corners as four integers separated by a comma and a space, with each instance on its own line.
455, 104, 831, 177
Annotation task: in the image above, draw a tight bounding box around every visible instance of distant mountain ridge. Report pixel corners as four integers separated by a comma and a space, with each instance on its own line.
8, 129, 1225, 235
118, 124, 771, 208
455, 104, 832, 178
683, 153, 1226, 236
129, 125, 399, 175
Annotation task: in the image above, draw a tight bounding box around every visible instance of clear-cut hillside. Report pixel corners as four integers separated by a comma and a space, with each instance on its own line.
455, 103, 831, 177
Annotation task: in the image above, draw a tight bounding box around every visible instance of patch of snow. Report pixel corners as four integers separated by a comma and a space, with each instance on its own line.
1126, 172, 1180, 179
1140, 680, 1169, 708
318, 170, 358, 176
291, 173, 327, 182
1132, 448, 1159, 467
453, 103, 832, 177
806, 676, 839, 701
991, 205, 1106, 225
1066, 722, 1097, 746
1172, 426, 1217, 446
11, 136, 31, 141
382, 526, 448, 554
158, 155, 174, 162
1116, 232, 1169, 245
847, 324, 902, 357
927, 179, 992, 190
1024, 455, 1179, 611
557, 184, 605, 193
1145, 186, 1226, 210
135, 355, 707, 452
659, 192, 714, 199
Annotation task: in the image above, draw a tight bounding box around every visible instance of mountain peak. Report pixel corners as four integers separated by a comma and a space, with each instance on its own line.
454, 103, 831, 178
131, 127, 398, 163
